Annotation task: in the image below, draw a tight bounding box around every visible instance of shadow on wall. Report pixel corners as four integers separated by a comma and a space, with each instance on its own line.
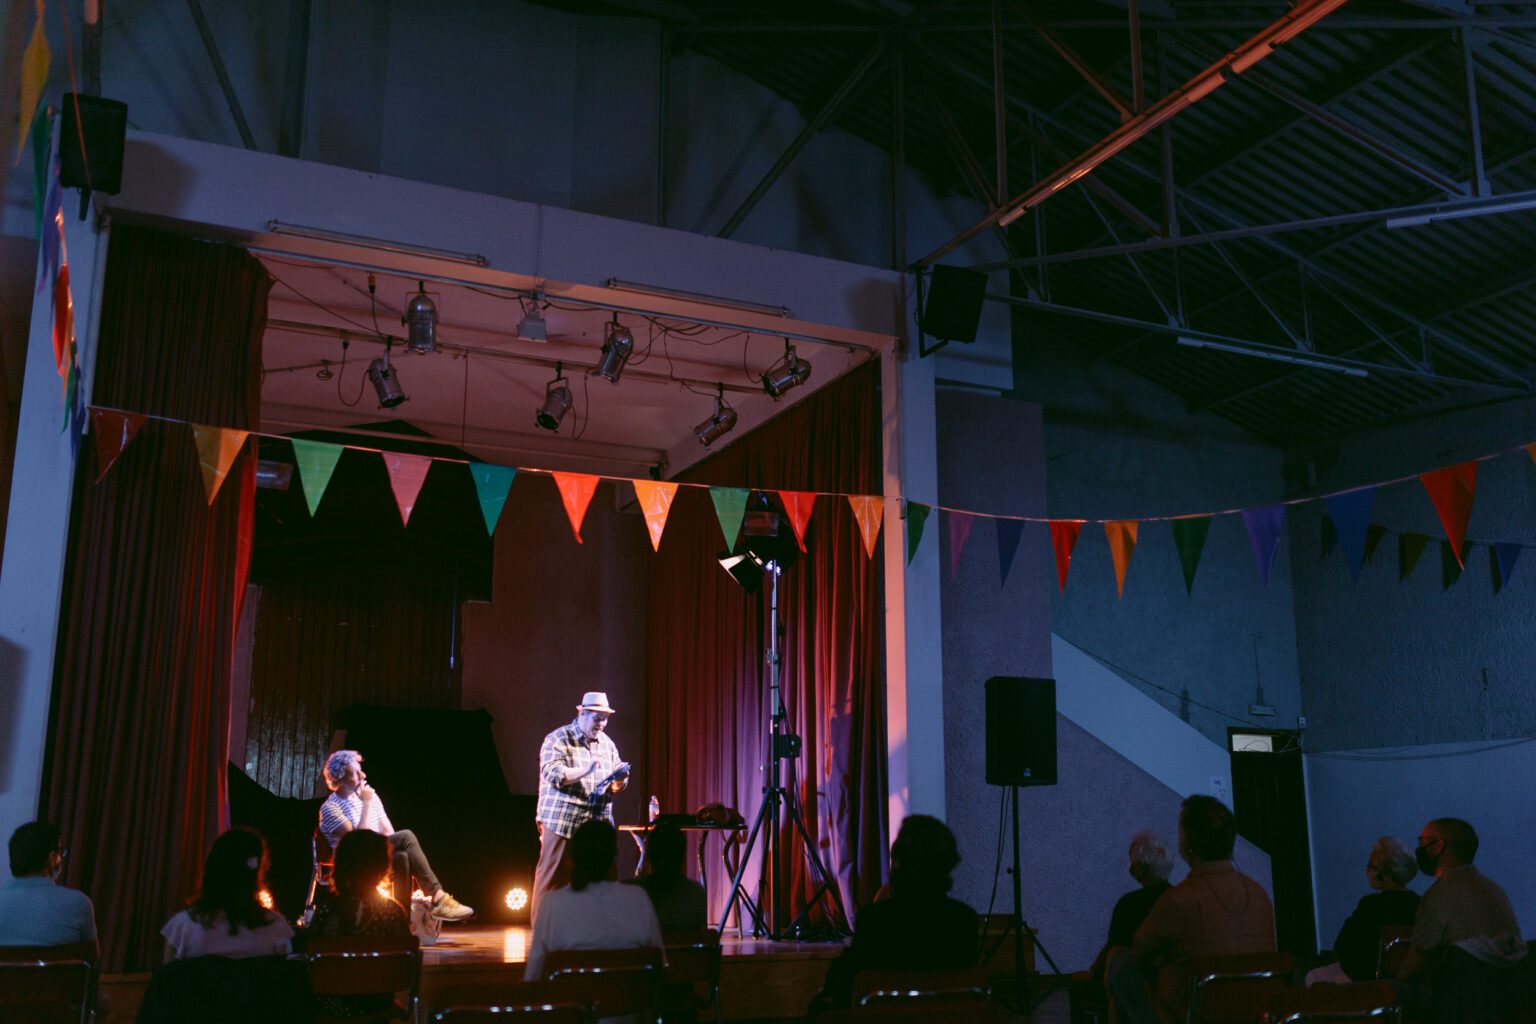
0, 634, 25, 791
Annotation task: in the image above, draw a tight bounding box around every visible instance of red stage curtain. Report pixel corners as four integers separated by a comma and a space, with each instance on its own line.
43, 226, 268, 970
642, 360, 886, 930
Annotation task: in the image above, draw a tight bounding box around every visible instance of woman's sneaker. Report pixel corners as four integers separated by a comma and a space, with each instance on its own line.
430, 891, 474, 921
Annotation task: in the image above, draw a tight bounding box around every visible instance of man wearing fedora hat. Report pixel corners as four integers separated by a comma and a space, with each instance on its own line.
532, 691, 631, 919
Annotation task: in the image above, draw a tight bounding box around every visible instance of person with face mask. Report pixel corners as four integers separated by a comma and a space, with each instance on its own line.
531, 692, 630, 922
0, 820, 98, 946
1398, 818, 1525, 980
1304, 836, 1419, 986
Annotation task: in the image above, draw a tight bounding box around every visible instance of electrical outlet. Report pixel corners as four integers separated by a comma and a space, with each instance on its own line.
1210, 775, 1230, 804
1298, 716, 1307, 730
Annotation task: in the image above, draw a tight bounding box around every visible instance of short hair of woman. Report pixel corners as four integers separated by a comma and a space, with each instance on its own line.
643, 822, 687, 883
1370, 836, 1417, 887
332, 829, 392, 899
570, 820, 619, 892
889, 814, 960, 897
190, 827, 272, 934
1129, 831, 1174, 882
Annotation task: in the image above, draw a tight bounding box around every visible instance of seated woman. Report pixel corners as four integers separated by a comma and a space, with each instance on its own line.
161, 827, 294, 961
524, 819, 664, 982
1078, 831, 1175, 1023
307, 829, 412, 1018
812, 815, 979, 1015
631, 821, 707, 932
1306, 836, 1419, 985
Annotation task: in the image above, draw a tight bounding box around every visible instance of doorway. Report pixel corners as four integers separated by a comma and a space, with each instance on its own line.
1228, 728, 1317, 957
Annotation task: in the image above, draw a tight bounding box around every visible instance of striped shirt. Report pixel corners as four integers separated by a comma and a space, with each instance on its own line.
536, 720, 624, 839
319, 791, 395, 849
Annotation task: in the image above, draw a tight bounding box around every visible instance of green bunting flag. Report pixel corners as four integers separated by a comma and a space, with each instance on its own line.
1171, 516, 1212, 594
1363, 523, 1388, 564
1441, 540, 1468, 589
291, 439, 345, 517
469, 463, 517, 535
905, 501, 931, 565
1398, 533, 1429, 580
710, 487, 749, 549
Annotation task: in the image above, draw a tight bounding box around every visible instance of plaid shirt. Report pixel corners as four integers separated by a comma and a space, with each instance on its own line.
536, 720, 624, 838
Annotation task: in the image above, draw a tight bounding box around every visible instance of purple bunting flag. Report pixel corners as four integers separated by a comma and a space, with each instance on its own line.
1242, 505, 1286, 587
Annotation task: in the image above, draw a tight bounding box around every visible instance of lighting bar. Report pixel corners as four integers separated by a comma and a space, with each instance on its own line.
266, 221, 489, 266
1176, 337, 1369, 378
606, 278, 791, 318
1384, 195, 1536, 229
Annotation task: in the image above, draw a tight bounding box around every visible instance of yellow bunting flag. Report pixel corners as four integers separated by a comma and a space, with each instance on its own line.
847, 495, 883, 559
191, 425, 249, 504
382, 452, 433, 526
632, 479, 678, 552
553, 472, 600, 544
1104, 520, 1139, 598
17, 2, 49, 160
779, 490, 816, 552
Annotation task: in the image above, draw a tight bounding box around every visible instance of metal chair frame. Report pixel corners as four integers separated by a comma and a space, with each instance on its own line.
0, 942, 99, 1024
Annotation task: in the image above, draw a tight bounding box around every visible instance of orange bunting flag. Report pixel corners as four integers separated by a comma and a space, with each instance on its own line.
1104, 520, 1139, 598
779, 490, 816, 552
90, 408, 147, 481
17, 1, 49, 159
847, 495, 884, 559
382, 451, 433, 525
553, 472, 601, 544
1419, 461, 1477, 567
1527, 443, 1536, 466
191, 425, 249, 504
632, 479, 678, 552
1049, 520, 1084, 593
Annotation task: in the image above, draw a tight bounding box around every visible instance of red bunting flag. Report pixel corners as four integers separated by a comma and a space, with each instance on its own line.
632, 479, 678, 552
1105, 520, 1139, 598
191, 425, 249, 504
382, 451, 433, 525
779, 491, 816, 552
90, 409, 147, 481
947, 510, 974, 580
1527, 443, 1536, 466
52, 263, 74, 399
847, 495, 883, 559
553, 472, 601, 544
1419, 462, 1477, 567
1049, 520, 1084, 592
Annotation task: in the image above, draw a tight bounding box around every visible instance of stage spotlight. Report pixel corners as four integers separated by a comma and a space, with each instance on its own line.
402, 281, 437, 353
692, 387, 738, 447
718, 551, 765, 593
504, 887, 529, 912
367, 347, 407, 408
763, 344, 811, 398
595, 315, 634, 383
516, 301, 548, 343
536, 366, 573, 431
258, 890, 274, 911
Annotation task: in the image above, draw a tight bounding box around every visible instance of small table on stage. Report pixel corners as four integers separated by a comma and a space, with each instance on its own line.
618, 822, 751, 932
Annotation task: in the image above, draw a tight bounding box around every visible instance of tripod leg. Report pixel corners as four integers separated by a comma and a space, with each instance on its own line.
782, 796, 851, 935
717, 792, 774, 936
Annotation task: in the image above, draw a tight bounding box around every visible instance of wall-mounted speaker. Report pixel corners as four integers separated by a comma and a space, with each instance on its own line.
60, 94, 128, 197
985, 676, 1057, 787
921, 264, 988, 343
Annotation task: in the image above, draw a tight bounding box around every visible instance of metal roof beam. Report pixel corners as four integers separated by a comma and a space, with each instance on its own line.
1015, 0, 1134, 120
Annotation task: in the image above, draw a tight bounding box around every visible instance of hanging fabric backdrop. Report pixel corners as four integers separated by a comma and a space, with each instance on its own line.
642, 359, 886, 930
43, 226, 269, 970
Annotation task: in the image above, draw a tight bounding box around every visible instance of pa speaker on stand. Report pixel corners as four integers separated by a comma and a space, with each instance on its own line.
59, 94, 128, 219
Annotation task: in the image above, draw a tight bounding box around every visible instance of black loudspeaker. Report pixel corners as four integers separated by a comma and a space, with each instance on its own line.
921, 264, 988, 343
60, 94, 128, 196
985, 676, 1058, 787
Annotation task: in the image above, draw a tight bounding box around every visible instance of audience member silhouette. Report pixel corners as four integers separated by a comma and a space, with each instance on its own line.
306, 829, 411, 1018
631, 821, 707, 932
1305, 836, 1418, 986
161, 827, 294, 960
1092, 831, 1175, 981
0, 820, 98, 946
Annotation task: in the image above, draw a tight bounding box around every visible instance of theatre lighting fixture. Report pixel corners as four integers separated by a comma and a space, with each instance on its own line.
717, 551, 765, 594
693, 386, 738, 448
595, 315, 635, 383
516, 300, 548, 343
367, 343, 407, 407
763, 343, 811, 398
1176, 336, 1370, 378
402, 281, 438, 353
535, 364, 573, 431
504, 887, 529, 912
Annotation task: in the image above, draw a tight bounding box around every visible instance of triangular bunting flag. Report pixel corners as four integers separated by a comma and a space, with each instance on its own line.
633, 479, 679, 552
1441, 540, 1466, 589
1171, 516, 1211, 594
1527, 443, 1536, 465
290, 439, 345, 517
847, 496, 883, 559
52, 263, 74, 399
31, 109, 50, 239
778, 491, 816, 552
90, 409, 146, 482
1363, 523, 1387, 564
382, 451, 433, 526
1319, 516, 1337, 560
17, 2, 50, 159
1492, 542, 1522, 593
1398, 533, 1428, 580
1049, 520, 1084, 592
905, 501, 931, 565
710, 487, 749, 550
553, 472, 600, 544
1419, 462, 1477, 567
469, 463, 517, 535
1324, 487, 1376, 582
192, 425, 249, 504
1242, 506, 1286, 587
1105, 520, 1139, 599
997, 519, 1024, 586
947, 511, 975, 581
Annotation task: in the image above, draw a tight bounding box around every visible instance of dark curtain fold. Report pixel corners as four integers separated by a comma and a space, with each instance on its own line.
642, 360, 886, 930
43, 226, 269, 970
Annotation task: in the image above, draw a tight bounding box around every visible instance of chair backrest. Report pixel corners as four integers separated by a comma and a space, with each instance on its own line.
544, 962, 663, 1019
819, 1000, 1003, 1023
1375, 926, 1412, 980
0, 941, 99, 1024
661, 928, 721, 1000
305, 933, 420, 1018
852, 965, 991, 1006
1262, 980, 1403, 1023
1188, 951, 1296, 1024
433, 1005, 594, 1023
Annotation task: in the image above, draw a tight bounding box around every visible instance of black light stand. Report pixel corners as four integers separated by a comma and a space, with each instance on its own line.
718, 555, 848, 939
983, 784, 1065, 1011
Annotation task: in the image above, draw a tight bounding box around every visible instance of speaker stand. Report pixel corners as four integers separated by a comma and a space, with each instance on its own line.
985, 784, 1065, 1012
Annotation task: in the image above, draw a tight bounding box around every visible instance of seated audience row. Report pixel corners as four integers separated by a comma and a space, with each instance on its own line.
0, 821, 98, 947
